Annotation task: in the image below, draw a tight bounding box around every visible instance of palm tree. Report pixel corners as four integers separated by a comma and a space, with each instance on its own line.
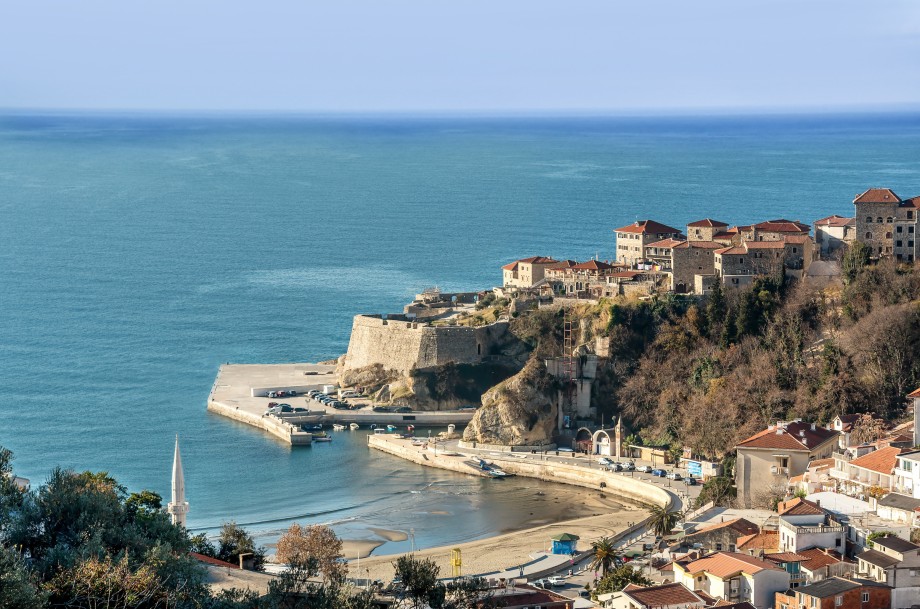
648, 505, 682, 537
589, 536, 619, 576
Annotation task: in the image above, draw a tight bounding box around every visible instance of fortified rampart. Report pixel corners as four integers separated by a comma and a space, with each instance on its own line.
343, 314, 510, 373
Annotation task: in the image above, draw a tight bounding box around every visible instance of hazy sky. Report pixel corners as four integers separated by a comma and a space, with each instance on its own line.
2, 0, 919, 113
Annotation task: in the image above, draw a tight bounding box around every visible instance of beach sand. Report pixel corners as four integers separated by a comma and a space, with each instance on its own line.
350, 498, 647, 581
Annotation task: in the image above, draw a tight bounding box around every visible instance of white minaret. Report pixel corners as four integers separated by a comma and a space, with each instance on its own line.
167, 435, 189, 527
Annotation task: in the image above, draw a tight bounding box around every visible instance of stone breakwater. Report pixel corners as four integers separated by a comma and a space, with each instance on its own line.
342, 314, 512, 373
367, 434, 674, 509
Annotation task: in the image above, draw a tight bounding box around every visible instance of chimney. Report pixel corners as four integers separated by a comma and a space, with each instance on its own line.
815, 499, 821, 508
811, 423, 816, 431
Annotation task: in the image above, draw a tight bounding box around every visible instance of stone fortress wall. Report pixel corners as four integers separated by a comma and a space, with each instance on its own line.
343, 314, 511, 373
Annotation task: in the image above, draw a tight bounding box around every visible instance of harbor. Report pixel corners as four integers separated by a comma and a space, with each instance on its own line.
207, 363, 476, 445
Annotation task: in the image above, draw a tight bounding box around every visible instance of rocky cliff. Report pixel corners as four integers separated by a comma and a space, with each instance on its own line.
461, 357, 559, 446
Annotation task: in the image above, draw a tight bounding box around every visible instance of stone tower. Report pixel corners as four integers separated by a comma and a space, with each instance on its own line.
167, 435, 189, 527
615, 417, 623, 458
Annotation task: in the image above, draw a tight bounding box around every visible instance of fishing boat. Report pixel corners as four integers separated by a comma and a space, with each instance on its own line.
349, 423, 359, 430
387, 424, 397, 432
332, 424, 346, 431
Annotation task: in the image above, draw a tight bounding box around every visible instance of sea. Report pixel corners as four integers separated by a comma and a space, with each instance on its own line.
2, 111, 920, 553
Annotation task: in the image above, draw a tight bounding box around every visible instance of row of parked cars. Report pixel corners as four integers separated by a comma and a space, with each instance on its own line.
308, 390, 360, 410
372, 405, 413, 413
264, 402, 308, 416
596, 458, 697, 484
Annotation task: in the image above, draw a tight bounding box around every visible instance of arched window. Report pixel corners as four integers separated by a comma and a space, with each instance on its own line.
866, 217, 873, 223
877, 217, 883, 223
887, 217, 894, 223
866, 232, 872, 239
887, 232, 892, 238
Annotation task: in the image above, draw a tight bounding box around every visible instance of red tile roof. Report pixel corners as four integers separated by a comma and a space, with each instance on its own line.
623, 582, 707, 608
797, 548, 845, 572
849, 446, 906, 475
778, 497, 826, 516
764, 552, 810, 564
190, 552, 240, 569
683, 552, 780, 578
815, 215, 856, 227
688, 219, 729, 228
503, 256, 559, 271
784, 235, 810, 244
712, 231, 737, 240
736, 531, 779, 551
908, 387, 920, 399
736, 422, 838, 451
691, 518, 760, 537
571, 260, 619, 271
646, 238, 686, 249
854, 188, 901, 204
899, 196, 920, 209
614, 219, 682, 235
745, 241, 786, 249
753, 219, 810, 234
715, 246, 747, 255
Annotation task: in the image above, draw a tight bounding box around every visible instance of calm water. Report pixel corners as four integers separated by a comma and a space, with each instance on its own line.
2, 112, 920, 551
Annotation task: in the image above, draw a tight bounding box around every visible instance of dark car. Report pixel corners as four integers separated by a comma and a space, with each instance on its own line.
685, 477, 698, 486
395, 406, 412, 413
651, 468, 667, 477
373, 406, 391, 412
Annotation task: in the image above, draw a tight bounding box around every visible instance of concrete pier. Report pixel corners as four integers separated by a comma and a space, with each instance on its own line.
208, 363, 475, 445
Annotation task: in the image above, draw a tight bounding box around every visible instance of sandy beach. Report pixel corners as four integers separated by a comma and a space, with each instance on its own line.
350, 496, 647, 581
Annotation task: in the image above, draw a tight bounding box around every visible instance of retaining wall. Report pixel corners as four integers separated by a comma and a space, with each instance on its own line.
207, 401, 312, 445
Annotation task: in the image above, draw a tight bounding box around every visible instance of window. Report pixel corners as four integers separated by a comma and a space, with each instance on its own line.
911, 227, 916, 234
866, 232, 872, 239
888, 217, 894, 223
898, 241, 903, 247
867, 217, 873, 223
878, 217, 884, 223
887, 232, 892, 239
811, 598, 817, 608
793, 247, 798, 253
911, 569, 920, 577
863, 592, 870, 603
910, 211, 915, 219
835, 538, 841, 546
716, 543, 723, 551
898, 226, 904, 233
836, 595, 843, 606
911, 242, 915, 248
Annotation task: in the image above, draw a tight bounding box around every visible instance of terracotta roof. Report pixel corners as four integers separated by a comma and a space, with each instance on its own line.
784, 235, 810, 244
519, 256, 559, 265
899, 196, 920, 209
695, 590, 720, 605
502, 262, 519, 271
190, 552, 240, 569
736, 531, 779, 551
744, 241, 786, 249
778, 497, 826, 516
907, 387, 920, 399
623, 582, 706, 608
612, 271, 642, 278
815, 215, 856, 227
854, 188, 901, 204
754, 219, 810, 233
646, 238, 685, 249
547, 259, 578, 270
736, 422, 838, 452
715, 246, 747, 255
683, 552, 780, 578
807, 458, 836, 471
571, 259, 618, 271
688, 218, 729, 228
764, 552, 809, 564
690, 518, 760, 537
614, 219, 682, 235
797, 548, 845, 572
712, 231, 737, 240
713, 602, 757, 609
849, 446, 906, 475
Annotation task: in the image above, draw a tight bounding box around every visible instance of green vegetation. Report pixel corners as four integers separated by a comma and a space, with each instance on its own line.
588, 537, 619, 577
391, 555, 495, 609
694, 476, 737, 508
647, 505, 682, 537
592, 564, 652, 599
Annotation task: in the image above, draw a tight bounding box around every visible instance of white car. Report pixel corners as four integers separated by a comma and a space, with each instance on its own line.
598, 457, 613, 466
546, 576, 565, 587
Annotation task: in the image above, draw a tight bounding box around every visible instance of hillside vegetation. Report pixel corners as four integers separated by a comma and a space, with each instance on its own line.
588, 248, 920, 458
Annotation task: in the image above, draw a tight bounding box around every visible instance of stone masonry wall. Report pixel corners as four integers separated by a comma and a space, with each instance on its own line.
343, 315, 510, 374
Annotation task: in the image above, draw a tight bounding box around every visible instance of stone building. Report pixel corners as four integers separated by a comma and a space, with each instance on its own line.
687, 218, 730, 242
735, 422, 838, 508
814, 215, 856, 259
501, 256, 559, 288
853, 188, 920, 261
776, 577, 891, 609
671, 241, 720, 293
856, 535, 920, 609
750, 219, 810, 242
545, 259, 622, 296
614, 220, 683, 267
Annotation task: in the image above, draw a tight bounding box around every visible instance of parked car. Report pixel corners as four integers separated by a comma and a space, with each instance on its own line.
636, 465, 653, 473
685, 476, 698, 486
667, 472, 683, 480
373, 406, 392, 412
623, 461, 636, 471
530, 579, 551, 589
651, 468, 667, 477
610, 462, 623, 471
395, 406, 412, 413
546, 576, 565, 587
598, 457, 613, 466
267, 402, 279, 407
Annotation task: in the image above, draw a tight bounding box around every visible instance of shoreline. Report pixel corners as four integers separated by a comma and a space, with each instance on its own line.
350, 434, 675, 579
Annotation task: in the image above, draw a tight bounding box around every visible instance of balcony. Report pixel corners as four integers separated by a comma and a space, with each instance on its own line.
771, 466, 790, 476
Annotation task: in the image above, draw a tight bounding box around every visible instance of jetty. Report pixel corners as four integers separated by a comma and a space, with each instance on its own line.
207, 363, 475, 445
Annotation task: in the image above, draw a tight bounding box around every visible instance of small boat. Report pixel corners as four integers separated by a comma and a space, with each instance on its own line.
313, 436, 332, 442
374, 428, 386, 435
387, 425, 397, 432
447, 424, 456, 434
349, 423, 360, 430
411, 439, 426, 446
370, 424, 377, 430
332, 424, 346, 431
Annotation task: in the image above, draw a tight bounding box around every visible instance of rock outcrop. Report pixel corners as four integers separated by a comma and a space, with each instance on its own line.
462, 357, 558, 446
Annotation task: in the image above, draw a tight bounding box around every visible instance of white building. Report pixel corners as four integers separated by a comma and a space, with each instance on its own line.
777, 498, 846, 554
857, 535, 920, 609
167, 435, 189, 527
672, 552, 791, 609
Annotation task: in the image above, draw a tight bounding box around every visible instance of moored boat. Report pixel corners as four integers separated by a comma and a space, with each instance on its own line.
349, 423, 360, 430
447, 424, 456, 434
387, 424, 397, 432
332, 424, 346, 431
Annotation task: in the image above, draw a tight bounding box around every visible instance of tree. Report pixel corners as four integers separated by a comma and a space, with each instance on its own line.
217, 522, 266, 571
842, 241, 871, 284
276, 523, 346, 583
0, 545, 47, 609
393, 555, 444, 609
589, 537, 619, 577
850, 414, 886, 445
647, 505, 681, 537
45, 554, 180, 609
593, 564, 652, 598
694, 477, 736, 508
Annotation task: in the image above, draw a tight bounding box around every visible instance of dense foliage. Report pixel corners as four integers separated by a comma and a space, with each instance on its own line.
569, 256, 920, 458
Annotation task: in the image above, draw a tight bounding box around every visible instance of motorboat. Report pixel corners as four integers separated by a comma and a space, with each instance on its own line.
349, 423, 360, 430
374, 428, 386, 435
332, 424, 346, 431
447, 424, 456, 433
387, 425, 397, 432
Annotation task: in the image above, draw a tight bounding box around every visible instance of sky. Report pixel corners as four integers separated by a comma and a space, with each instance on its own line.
2, 0, 919, 113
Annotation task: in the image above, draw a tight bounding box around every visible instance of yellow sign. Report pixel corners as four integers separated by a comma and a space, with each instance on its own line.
450, 548, 462, 578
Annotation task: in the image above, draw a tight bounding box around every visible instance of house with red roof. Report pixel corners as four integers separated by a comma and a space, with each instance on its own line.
501, 256, 560, 288
672, 552, 791, 609
735, 421, 838, 508
599, 581, 708, 609
830, 445, 908, 499
853, 187, 920, 262
687, 219, 730, 243
614, 219, 683, 267
814, 215, 856, 259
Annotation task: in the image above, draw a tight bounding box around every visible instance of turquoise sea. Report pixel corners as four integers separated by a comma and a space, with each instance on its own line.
2, 112, 920, 552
